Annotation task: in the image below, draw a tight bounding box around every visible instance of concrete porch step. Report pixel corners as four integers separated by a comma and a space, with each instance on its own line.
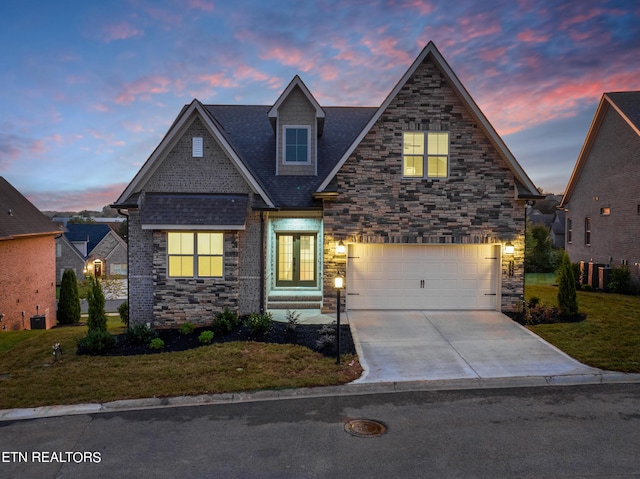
267, 301, 323, 310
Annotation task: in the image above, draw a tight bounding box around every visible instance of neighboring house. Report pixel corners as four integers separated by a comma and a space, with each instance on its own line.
560, 91, 640, 283
113, 42, 542, 328
527, 208, 565, 249
55, 223, 128, 282
0, 177, 60, 330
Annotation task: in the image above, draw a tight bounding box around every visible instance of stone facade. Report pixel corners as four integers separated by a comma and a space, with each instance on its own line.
322, 56, 526, 312
564, 104, 640, 279
55, 237, 85, 282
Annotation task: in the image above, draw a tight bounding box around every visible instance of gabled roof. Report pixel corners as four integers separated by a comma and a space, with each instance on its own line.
114, 100, 276, 209
561, 91, 640, 206
316, 41, 541, 199
65, 223, 112, 254
268, 75, 325, 121
0, 177, 60, 240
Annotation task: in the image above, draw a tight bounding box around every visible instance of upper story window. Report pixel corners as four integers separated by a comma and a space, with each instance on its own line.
192, 137, 203, 157
284, 126, 310, 164
403, 131, 449, 178
584, 217, 591, 246
566, 218, 572, 244
167, 232, 223, 278
600, 207, 610, 216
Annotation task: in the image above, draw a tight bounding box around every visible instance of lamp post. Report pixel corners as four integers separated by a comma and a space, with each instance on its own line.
334, 273, 345, 365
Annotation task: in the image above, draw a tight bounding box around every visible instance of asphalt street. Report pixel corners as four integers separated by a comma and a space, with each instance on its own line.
2, 383, 640, 478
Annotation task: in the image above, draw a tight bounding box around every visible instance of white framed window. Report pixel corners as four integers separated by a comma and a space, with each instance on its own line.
403, 131, 449, 178
167, 232, 223, 278
192, 137, 203, 157
283, 126, 310, 164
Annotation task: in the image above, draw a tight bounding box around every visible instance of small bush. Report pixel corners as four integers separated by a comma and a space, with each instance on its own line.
245, 312, 273, 336
581, 284, 593, 292
528, 297, 540, 308
608, 265, 633, 295
316, 322, 337, 351
179, 322, 196, 336
199, 330, 214, 345
77, 330, 117, 355
213, 308, 239, 334
127, 324, 157, 344
118, 301, 129, 328
285, 309, 301, 334
149, 338, 165, 350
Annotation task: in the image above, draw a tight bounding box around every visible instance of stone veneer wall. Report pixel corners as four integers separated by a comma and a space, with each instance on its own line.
322, 55, 526, 313
151, 232, 238, 327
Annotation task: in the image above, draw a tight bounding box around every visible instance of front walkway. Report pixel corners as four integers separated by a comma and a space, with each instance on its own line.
347, 310, 599, 384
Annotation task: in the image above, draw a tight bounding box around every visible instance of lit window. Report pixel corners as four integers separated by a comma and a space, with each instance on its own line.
600, 207, 610, 216
192, 137, 203, 157
403, 132, 449, 178
168, 232, 223, 277
284, 127, 309, 163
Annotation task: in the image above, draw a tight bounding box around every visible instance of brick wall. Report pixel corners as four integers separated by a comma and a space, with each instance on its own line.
322, 55, 526, 312
0, 235, 57, 330
564, 105, 640, 279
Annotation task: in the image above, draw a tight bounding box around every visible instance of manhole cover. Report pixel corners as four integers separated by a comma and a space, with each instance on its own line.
344, 419, 386, 438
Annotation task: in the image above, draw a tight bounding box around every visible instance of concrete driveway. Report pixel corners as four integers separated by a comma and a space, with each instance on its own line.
348, 310, 598, 383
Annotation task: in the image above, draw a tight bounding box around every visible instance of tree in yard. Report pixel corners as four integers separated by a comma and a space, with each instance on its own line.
57, 269, 81, 324
557, 252, 578, 317
87, 276, 107, 332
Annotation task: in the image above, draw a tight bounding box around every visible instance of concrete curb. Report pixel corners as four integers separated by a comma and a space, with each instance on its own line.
2, 371, 640, 422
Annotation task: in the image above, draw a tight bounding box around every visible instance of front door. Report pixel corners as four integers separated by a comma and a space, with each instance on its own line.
276, 233, 316, 287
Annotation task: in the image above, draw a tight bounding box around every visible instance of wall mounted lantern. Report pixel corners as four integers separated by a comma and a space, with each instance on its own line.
504, 241, 515, 255
336, 240, 346, 256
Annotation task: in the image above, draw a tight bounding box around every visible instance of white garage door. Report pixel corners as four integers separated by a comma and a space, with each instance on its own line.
346, 244, 500, 310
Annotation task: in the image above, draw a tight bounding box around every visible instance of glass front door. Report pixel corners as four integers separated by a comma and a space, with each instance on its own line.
276, 233, 316, 287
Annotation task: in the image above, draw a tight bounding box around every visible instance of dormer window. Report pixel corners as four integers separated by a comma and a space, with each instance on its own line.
284, 126, 310, 164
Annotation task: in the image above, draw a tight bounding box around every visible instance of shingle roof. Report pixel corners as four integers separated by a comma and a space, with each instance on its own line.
140, 193, 249, 228
64, 223, 112, 254
607, 91, 640, 131
205, 105, 377, 208
0, 177, 61, 240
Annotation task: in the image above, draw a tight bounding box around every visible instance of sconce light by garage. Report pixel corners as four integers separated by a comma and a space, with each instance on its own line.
504, 241, 515, 255
336, 240, 346, 256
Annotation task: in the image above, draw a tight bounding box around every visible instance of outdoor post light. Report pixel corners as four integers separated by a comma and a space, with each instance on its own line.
336, 240, 346, 256
334, 273, 345, 365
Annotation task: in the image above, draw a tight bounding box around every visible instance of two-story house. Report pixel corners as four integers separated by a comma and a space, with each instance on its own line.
113, 42, 542, 328
560, 91, 640, 286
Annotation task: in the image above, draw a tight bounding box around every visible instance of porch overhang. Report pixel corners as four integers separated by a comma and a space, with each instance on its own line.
140, 193, 248, 230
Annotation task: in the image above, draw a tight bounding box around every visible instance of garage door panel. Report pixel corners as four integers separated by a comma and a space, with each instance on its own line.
347, 244, 499, 310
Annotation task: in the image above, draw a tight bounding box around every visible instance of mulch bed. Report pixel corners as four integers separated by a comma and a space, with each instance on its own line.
505, 309, 586, 326
90, 322, 356, 358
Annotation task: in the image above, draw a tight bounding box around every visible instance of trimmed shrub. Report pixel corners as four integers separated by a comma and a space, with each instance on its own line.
213, 308, 239, 334
245, 312, 273, 336
127, 324, 157, 344
149, 338, 165, 350
118, 301, 129, 328
87, 276, 107, 333
77, 329, 117, 355
199, 330, 214, 345
57, 270, 81, 325
285, 309, 301, 334
179, 322, 196, 336
557, 252, 578, 317
608, 265, 633, 295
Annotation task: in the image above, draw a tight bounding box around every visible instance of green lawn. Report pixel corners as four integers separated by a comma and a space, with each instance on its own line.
525, 273, 556, 286
525, 284, 640, 373
0, 318, 361, 410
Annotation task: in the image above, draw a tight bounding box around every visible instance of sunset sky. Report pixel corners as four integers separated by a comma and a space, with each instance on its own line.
1, 0, 638, 211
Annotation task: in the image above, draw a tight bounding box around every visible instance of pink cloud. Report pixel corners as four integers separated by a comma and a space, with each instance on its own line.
115, 76, 172, 104
402, 0, 437, 16
458, 14, 502, 40
101, 21, 144, 43
477, 46, 509, 63
260, 46, 317, 73
25, 183, 129, 211
93, 103, 110, 113
517, 29, 550, 43
187, 0, 214, 12
362, 36, 413, 68
198, 72, 236, 88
